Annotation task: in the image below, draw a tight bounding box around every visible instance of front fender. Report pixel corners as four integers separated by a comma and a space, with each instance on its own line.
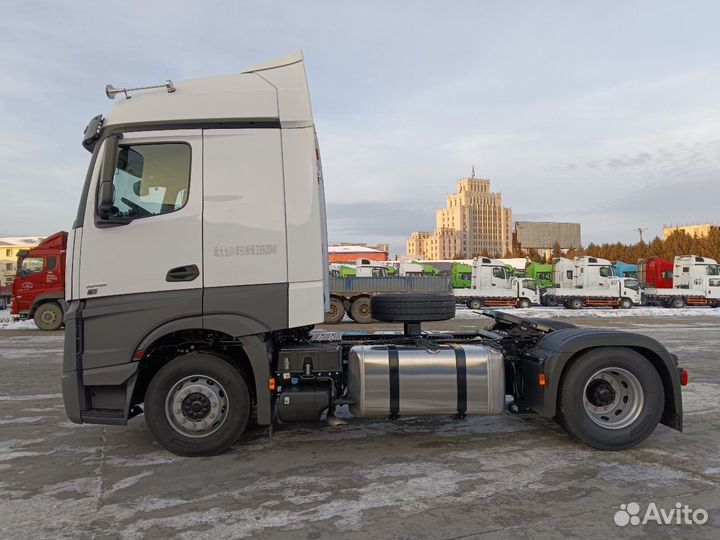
521, 328, 683, 431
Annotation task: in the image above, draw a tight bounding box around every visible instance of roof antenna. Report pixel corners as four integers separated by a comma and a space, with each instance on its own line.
105, 80, 176, 100
471, 165, 476, 179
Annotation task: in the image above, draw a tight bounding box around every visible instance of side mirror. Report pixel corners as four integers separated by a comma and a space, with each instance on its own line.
96, 136, 119, 220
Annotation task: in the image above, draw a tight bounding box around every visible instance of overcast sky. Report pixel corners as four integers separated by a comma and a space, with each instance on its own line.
1, 1, 718, 255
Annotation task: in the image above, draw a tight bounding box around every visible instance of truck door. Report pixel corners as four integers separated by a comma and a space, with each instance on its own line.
78, 130, 203, 307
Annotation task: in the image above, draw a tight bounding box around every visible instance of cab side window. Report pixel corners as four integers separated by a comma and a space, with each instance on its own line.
109, 143, 191, 220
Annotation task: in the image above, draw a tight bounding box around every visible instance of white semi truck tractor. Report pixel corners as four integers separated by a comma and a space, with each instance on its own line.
62, 52, 686, 456
544, 256, 642, 309
644, 255, 720, 308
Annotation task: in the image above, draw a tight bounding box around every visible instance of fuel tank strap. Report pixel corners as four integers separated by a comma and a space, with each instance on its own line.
388, 346, 400, 419
451, 344, 468, 417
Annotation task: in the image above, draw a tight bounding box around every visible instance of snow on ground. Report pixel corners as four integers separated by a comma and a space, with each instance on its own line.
455, 305, 720, 319
0, 309, 36, 330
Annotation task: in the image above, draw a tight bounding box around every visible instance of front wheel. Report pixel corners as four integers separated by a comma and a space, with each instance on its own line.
33, 302, 64, 331
619, 297, 633, 309
145, 352, 251, 456
517, 297, 532, 309
324, 297, 346, 324
557, 348, 664, 450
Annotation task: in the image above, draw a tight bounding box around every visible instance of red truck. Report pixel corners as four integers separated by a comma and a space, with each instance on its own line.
638, 257, 674, 289
10, 231, 68, 330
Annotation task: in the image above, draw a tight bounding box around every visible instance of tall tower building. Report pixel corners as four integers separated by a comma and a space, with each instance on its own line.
406, 170, 512, 260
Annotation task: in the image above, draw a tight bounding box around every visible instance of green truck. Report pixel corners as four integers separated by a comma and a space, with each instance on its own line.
525, 262, 553, 288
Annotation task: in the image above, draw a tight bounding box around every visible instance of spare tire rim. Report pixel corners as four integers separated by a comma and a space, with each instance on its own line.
582, 367, 644, 429
165, 374, 229, 438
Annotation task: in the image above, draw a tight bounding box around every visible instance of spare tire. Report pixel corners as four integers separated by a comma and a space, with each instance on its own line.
371, 293, 456, 322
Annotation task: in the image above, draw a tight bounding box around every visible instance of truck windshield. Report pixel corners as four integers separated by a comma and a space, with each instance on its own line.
624, 279, 639, 291
706, 265, 719, 276
538, 272, 552, 281
599, 266, 614, 277
18, 257, 44, 276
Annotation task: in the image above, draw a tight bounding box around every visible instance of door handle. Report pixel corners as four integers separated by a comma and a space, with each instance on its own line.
166, 264, 200, 282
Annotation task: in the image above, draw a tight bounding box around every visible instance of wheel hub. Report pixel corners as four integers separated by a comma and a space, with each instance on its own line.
587, 380, 615, 407
181, 392, 212, 420
165, 375, 229, 438
41, 311, 56, 323
582, 368, 644, 430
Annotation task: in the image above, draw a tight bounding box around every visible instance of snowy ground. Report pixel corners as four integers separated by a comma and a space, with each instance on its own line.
455, 304, 720, 319
1, 315, 719, 539
0, 309, 36, 330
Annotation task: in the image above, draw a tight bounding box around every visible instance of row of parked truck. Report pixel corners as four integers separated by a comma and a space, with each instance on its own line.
325, 255, 719, 322
3, 231, 719, 329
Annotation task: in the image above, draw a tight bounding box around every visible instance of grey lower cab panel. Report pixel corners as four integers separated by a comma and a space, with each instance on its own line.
347, 344, 505, 417
203, 282, 289, 333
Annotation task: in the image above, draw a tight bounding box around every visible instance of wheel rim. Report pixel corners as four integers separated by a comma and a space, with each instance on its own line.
582, 367, 644, 429
329, 302, 342, 320
165, 374, 229, 438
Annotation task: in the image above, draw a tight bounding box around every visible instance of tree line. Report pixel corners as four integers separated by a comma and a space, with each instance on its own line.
463, 229, 720, 263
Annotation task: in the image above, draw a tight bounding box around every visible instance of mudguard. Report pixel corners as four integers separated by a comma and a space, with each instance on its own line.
520, 328, 683, 431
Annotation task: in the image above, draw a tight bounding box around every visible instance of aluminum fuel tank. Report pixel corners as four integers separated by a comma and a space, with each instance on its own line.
347, 344, 505, 418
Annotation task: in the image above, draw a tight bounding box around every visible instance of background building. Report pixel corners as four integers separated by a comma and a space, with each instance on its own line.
0, 237, 44, 287
513, 222, 581, 258
663, 223, 719, 240
407, 171, 512, 260
328, 243, 389, 263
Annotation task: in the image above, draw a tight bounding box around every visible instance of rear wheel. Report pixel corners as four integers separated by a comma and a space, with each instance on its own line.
467, 298, 483, 310
350, 297, 373, 324
619, 297, 633, 309
557, 348, 664, 450
33, 302, 64, 331
670, 297, 685, 309
569, 298, 584, 310
517, 297, 532, 309
323, 297, 345, 324
145, 352, 251, 456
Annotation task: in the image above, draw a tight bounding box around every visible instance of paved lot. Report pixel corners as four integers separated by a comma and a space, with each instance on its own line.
1, 314, 719, 539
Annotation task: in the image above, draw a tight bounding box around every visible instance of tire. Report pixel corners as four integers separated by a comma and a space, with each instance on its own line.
619, 297, 633, 309
371, 293, 455, 322
144, 352, 251, 456
350, 296, 374, 324
569, 298, 584, 310
517, 298, 532, 309
670, 297, 685, 309
557, 347, 664, 450
467, 298, 483, 310
323, 297, 345, 324
33, 302, 64, 331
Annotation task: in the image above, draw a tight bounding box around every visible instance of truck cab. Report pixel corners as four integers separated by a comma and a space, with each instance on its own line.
673, 255, 719, 294
471, 257, 512, 289
11, 231, 68, 330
